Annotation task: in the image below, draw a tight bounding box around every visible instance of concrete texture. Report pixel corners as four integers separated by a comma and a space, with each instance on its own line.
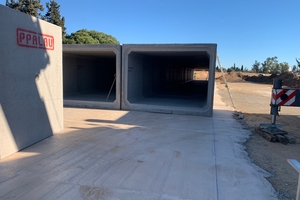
0, 5, 63, 159
122, 44, 217, 116
0, 88, 278, 199
63, 44, 121, 110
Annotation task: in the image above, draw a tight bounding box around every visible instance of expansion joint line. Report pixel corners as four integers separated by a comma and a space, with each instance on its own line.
212, 118, 220, 200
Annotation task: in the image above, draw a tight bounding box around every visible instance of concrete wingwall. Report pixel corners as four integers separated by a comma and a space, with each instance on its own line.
0, 5, 63, 159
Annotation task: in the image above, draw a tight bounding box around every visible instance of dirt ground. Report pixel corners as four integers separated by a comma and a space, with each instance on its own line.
214, 72, 300, 200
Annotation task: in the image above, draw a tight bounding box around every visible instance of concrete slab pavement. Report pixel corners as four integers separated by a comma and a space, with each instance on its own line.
0, 88, 278, 200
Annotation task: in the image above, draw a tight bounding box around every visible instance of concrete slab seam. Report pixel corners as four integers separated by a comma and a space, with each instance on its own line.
212, 118, 220, 200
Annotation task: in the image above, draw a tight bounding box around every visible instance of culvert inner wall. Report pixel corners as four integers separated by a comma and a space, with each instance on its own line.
122, 44, 217, 116
63, 56, 116, 97
63, 45, 121, 109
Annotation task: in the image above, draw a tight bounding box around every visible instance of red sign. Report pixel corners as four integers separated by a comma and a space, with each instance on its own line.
16, 28, 54, 50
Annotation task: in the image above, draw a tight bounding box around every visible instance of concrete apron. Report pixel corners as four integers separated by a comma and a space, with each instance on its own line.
0, 88, 277, 200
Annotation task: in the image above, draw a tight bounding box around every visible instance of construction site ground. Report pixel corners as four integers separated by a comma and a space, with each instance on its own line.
1, 71, 299, 199
0, 87, 278, 200
215, 71, 300, 200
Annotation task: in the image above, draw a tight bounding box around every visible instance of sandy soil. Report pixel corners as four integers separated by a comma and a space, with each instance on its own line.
215, 74, 300, 200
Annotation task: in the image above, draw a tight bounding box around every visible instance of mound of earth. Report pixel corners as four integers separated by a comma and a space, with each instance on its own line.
244, 72, 300, 88
215, 72, 244, 82
216, 72, 300, 88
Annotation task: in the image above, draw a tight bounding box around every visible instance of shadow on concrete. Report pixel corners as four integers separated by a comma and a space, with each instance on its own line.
0, 107, 279, 199
0, 6, 56, 158
0, 107, 233, 165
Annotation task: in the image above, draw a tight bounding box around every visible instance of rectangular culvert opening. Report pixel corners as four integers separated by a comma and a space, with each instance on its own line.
123, 46, 215, 115
63, 45, 120, 109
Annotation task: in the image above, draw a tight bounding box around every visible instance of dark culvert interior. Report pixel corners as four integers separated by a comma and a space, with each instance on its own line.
63, 52, 117, 103
127, 51, 210, 109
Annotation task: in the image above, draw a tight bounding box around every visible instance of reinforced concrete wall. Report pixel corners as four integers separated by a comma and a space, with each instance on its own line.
63, 45, 121, 110
122, 44, 217, 116
0, 5, 63, 159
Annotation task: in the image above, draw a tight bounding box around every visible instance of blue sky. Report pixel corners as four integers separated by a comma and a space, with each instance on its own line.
3, 0, 300, 69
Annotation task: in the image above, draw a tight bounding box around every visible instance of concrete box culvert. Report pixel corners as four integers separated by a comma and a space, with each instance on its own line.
63, 44, 121, 110
122, 44, 217, 116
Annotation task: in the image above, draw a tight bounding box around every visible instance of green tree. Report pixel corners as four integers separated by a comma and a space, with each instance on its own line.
241, 65, 244, 71
64, 29, 119, 44
6, 0, 44, 18
5, 0, 21, 10
296, 58, 300, 72
43, 0, 66, 39
279, 62, 290, 73
260, 62, 267, 73
227, 68, 232, 73
230, 63, 242, 71
261, 56, 279, 74
292, 65, 297, 72
251, 60, 260, 73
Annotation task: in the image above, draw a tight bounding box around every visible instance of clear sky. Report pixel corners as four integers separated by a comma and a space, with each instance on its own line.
3, 0, 300, 70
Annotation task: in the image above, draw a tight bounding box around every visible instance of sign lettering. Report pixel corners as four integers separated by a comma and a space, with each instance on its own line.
17, 28, 54, 50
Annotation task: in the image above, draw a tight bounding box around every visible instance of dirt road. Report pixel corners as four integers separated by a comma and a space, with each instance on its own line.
216, 80, 300, 200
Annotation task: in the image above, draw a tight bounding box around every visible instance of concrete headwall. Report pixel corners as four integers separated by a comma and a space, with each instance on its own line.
122, 44, 217, 116
63, 44, 121, 110
0, 5, 63, 159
